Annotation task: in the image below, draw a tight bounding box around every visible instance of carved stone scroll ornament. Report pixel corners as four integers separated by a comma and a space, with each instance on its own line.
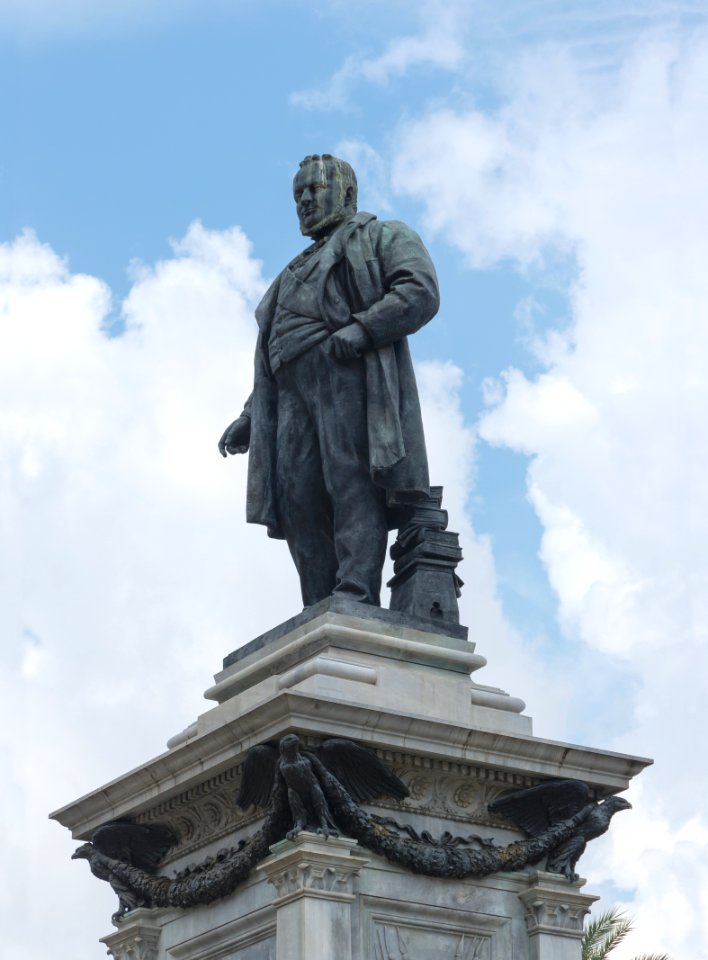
73, 735, 625, 921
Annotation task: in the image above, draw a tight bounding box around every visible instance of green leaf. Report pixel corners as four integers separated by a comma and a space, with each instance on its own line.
582, 907, 672, 960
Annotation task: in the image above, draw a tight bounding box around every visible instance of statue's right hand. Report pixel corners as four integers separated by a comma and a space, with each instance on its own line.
218, 416, 251, 457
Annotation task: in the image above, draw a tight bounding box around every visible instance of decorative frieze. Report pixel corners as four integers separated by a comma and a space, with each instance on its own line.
135, 764, 259, 862
267, 862, 357, 901
134, 748, 544, 865
375, 753, 542, 827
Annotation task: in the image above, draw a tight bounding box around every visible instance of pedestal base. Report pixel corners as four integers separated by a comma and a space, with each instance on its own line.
51, 605, 650, 960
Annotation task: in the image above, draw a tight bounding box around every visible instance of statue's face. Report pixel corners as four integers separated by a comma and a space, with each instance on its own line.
293, 159, 347, 238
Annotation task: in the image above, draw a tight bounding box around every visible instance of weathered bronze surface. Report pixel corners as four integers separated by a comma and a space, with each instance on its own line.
219, 154, 439, 609
71, 820, 176, 923
388, 486, 463, 623
237, 734, 409, 840
487, 779, 632, 881
73, 734, 629, 922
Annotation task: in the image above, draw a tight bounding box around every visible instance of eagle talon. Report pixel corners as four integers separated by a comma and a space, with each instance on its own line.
316, 826, 338, 839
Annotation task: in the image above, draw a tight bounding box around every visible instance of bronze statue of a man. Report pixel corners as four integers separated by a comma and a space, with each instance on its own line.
219, 154, 439, 607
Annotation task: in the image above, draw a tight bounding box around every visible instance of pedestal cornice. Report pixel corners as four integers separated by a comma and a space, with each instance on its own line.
50, 610, 651, 843
49, 685, 650, 841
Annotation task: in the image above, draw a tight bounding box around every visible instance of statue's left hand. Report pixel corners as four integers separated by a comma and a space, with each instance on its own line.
218, 416, 251, 457
329, 322, 371, 360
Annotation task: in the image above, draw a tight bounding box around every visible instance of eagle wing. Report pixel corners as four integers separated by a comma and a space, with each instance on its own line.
488, 780, 590, 836
91, 820, 176, 872
316, 739, 409, 803
237, 743, 279, 810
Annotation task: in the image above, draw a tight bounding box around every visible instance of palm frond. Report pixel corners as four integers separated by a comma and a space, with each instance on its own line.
582, 907, 672, 960
582, 908, 632, 960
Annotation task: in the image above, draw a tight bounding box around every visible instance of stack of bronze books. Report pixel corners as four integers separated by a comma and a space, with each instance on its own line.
387, 486, 464, 625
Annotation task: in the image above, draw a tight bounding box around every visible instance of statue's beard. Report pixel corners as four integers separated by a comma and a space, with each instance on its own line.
300, 205, 348, 239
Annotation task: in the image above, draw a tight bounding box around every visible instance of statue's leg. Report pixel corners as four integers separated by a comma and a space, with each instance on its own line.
275, 363, 339, 606
304, 344, 388, 606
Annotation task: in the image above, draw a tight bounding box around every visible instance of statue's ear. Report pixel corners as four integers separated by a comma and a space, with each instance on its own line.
344, 185, 355, 207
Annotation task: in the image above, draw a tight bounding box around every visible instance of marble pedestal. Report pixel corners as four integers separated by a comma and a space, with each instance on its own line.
52, 600, 650, 960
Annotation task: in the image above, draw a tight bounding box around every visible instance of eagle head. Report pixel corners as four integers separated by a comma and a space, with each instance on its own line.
279, 734, 301, 758
603, 795, 632, 814
71, 842, 95, 860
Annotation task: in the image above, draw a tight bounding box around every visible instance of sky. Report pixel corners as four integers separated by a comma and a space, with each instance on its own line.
2, 0, 707, 956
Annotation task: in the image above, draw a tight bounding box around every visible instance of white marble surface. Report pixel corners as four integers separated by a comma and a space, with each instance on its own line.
51, 609, 649, 959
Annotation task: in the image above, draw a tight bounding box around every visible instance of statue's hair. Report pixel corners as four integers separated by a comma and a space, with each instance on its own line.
297, 154, 358, 210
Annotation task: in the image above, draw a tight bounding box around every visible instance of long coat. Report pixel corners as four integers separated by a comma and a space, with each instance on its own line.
244, 211, 440, 539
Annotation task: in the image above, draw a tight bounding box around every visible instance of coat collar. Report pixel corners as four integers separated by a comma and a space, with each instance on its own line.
254, 212, 378, 331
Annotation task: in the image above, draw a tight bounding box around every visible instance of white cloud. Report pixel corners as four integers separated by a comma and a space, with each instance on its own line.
1, 224, 520, 958
290, 5, 465, 111
393, 23, 708, 958
0, 222, 297, 958
414, 361, 588, 736
334, 139, 393, 213
290, 1, 705, 113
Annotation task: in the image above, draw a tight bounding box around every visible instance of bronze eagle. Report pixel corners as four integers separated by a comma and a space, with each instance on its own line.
238, 734, 409, 840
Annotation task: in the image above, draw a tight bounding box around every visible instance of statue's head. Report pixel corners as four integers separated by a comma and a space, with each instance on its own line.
293, 154, 358, 239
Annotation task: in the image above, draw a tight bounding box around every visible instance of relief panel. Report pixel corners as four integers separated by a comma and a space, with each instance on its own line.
363, 899, 511, 960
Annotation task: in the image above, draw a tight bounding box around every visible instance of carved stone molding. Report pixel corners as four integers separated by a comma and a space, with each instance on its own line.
375, 751, 543, 827
267, 862, 357, 901
135, 764, 259, 863
524, 899, 588, 934
258, 833, 369, 906
100, 909, 162, 960
520, 871, 599, 940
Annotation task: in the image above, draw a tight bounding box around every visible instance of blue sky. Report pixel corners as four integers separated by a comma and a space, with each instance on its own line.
2, 2, 707, 958
0, 0, 570, 646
